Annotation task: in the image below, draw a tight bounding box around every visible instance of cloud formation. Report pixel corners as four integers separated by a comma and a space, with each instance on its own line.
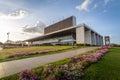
103, 10, 107, 13
76, 0, 91, 11
93, 4, 98, 9
104, 0, 111, 5
0, 10, 28, 19
22, 21, 46, 34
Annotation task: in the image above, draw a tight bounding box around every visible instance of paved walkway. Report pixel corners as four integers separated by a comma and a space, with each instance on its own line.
0, 47, 97, 78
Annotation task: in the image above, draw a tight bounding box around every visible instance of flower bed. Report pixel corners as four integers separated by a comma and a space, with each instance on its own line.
18, 46, 111, 80
7, 48, 72, 58
7, 49, 54, 58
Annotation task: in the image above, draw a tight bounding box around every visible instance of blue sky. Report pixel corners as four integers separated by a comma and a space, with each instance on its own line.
0, 0, 120, 44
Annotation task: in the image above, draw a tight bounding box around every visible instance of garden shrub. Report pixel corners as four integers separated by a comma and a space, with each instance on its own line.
14, 46, 111, 80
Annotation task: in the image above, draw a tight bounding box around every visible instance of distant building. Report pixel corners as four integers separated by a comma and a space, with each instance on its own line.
5, 40, 14, 44
3, 40, 27, 49
104, 36, 110, 45
25, 16, 103, 46
5, 40, 26, 45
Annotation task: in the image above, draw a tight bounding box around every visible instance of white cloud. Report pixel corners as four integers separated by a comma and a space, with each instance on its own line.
0, 10, 28, 20
93, 4, 98, 9
99, 10, 107, 15
104, 0, 111, 5
0, 19, 21, 42
22, 21, 46, 34
103, 10, 107, 13
76, 0, 91, 11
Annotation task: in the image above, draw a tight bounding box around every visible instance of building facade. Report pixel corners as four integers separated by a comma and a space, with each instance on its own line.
25, 16, 103, 46
104, 36, 110, 45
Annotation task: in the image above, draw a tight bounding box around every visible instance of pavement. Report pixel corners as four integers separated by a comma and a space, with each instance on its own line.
0, 47, 97, 78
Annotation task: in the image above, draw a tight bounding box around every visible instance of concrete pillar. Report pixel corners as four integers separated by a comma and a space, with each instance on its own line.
96, 34, 98, 45
100, 36, 103, 46
27, 42, 32, 47
94, 33, 97, 45
85, 29, 92, 45
96, 36, 103, 46
99, 36, 101, 46
97, 35, 100, 46
91, 32, 94, 45
76, 26, 85, 44
100, 37, 102, 46
91, 32, 96, 45
22, 42, 24, 47
95, 33, 97, 45
96, 35, 100, 46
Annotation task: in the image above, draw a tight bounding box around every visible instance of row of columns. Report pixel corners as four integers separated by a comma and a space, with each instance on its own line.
91, 32, 103, 46
76, 26, 103, 46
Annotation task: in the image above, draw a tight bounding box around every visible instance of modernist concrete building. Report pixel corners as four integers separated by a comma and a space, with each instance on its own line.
25, 16, 103, 46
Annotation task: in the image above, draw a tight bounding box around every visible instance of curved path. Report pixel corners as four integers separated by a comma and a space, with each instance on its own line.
0, 47, 97, 78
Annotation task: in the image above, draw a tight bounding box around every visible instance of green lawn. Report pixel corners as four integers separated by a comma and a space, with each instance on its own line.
0, 47, 95, 80
1, 47, 119, 80
0, 46, 74, 62
82, 47, 120, 80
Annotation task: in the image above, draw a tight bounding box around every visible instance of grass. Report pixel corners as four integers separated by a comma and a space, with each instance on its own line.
0, 48, 98, 80
82, 47, 120, 80
2, 47, 119, 80
0, 46, 83, 62
0, 46, 72, 54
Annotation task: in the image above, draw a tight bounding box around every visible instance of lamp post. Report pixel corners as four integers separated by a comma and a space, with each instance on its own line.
7, 32, 10, 41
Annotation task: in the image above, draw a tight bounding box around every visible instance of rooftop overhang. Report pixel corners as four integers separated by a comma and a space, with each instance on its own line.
25, 23, 103, 42
25, 26, 77, 42
83, 24, 103, 37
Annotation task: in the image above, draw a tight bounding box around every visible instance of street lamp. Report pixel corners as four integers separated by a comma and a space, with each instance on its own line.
7, 32, 10, 41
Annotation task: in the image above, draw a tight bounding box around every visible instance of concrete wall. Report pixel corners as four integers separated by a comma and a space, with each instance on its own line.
44, 16, 76, 34
76, 26, 85, 44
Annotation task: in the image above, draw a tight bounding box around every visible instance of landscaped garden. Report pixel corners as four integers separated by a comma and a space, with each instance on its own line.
0, 46, 75, 62
82, 47, 120, 80
0, 46, 113, 80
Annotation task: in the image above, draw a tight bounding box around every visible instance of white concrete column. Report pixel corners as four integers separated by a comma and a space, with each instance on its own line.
93, 33, 97, 45
28, 42, 32, 47
99, 37, 102, 46
22, 42, 24, 47
95, 33, 97, 45
102, 37, 103, 45
76, 26, 85, 44
85, 29, 92, 45
100, 36, 103, 46
99, 36, 101, 46
96, 35, 100, 46
97, 36, 100, 46
91, 32, 94, 45
91, 32, 96, 45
